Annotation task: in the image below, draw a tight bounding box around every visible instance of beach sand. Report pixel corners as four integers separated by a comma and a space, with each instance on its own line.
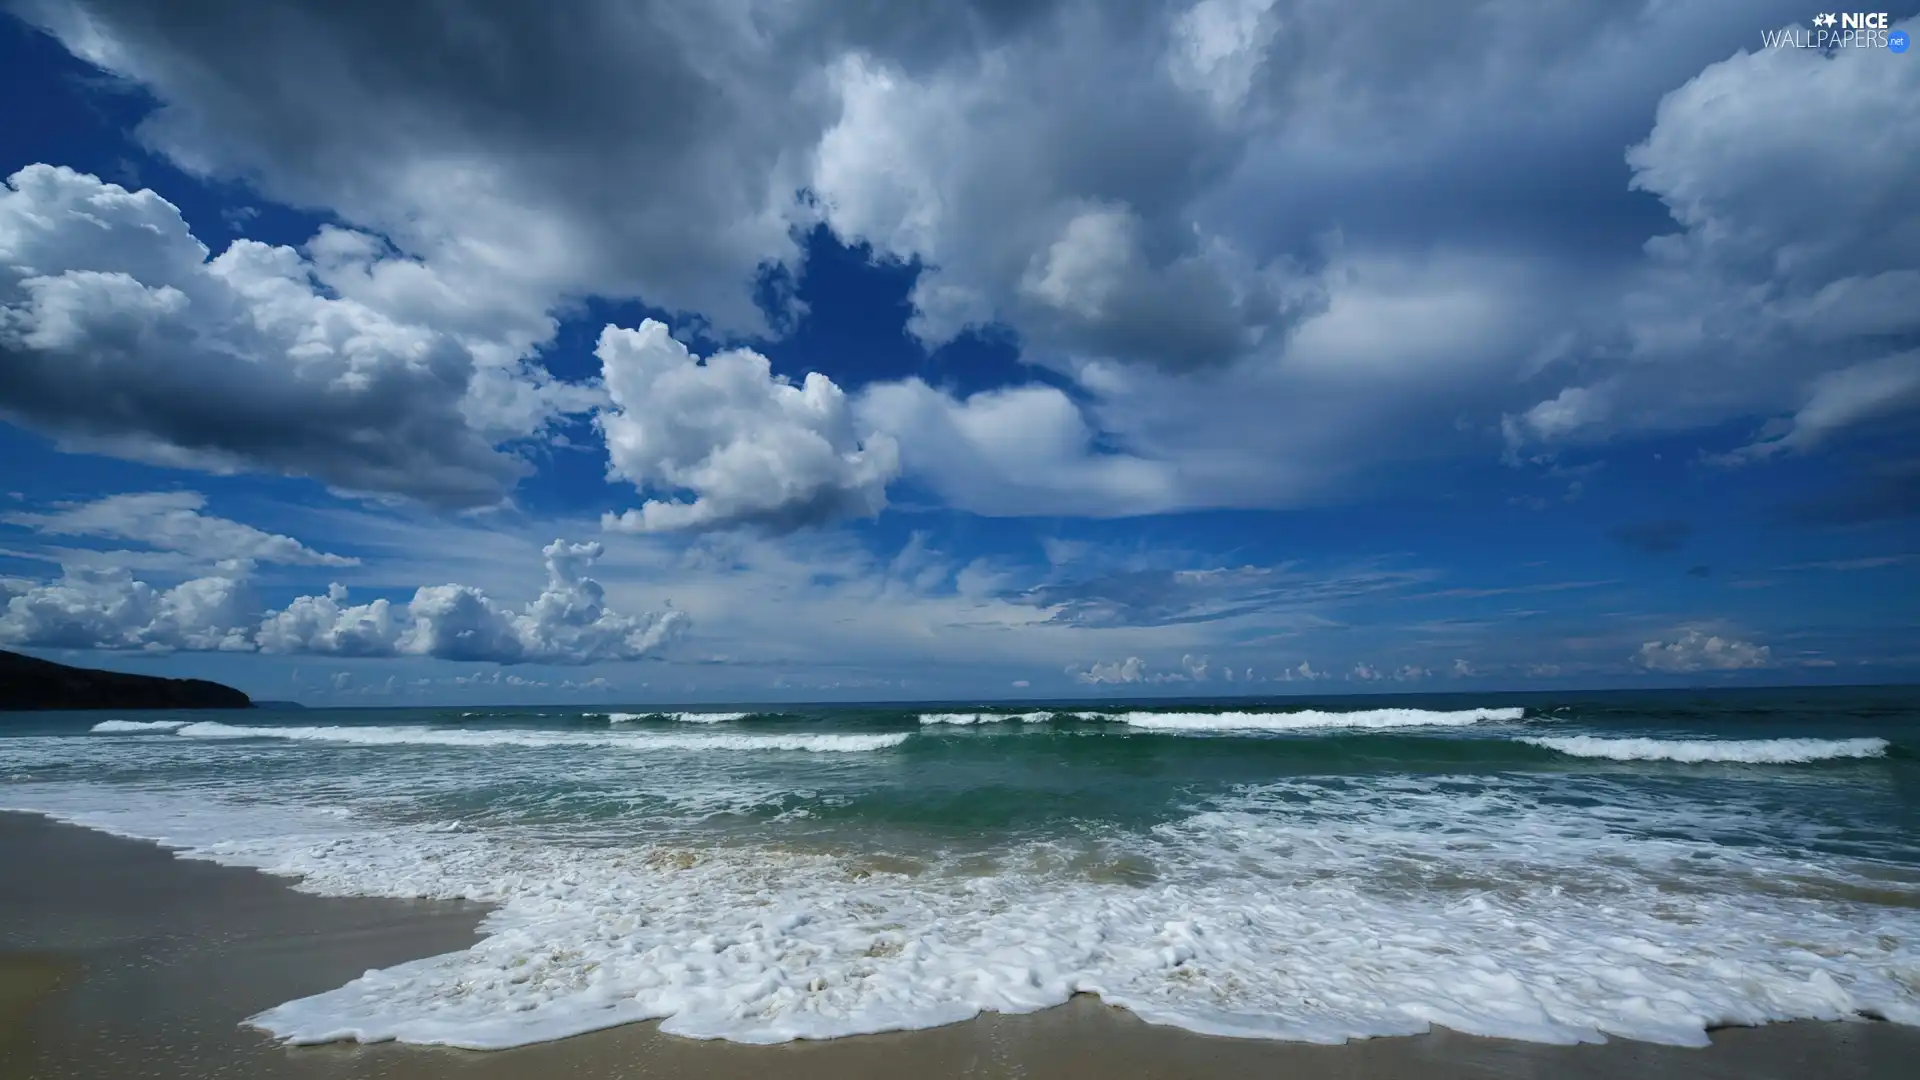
4, 809, 1917, 1080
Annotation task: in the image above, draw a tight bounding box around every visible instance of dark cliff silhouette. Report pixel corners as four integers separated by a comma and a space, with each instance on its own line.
0, 650, 252, 711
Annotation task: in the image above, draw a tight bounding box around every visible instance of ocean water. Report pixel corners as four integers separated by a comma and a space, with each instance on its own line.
3, 687, 1919, 1050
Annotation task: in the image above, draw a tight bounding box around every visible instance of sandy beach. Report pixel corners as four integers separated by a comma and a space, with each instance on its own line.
2, 810, 1916, 1080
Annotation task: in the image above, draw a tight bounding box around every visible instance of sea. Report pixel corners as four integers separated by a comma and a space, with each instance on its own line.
3, 686, 1918, 1051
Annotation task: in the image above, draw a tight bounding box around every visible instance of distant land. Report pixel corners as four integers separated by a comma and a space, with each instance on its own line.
0, 650, 252, 711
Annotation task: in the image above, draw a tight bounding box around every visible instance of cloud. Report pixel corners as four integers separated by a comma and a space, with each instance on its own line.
596, 321, 898, 533
0, 564, 254, 652
1635, 628, 1771, 673
7, 0, 852, 341
2, 491, 356, 566
2, 536, 685, 664
1346, 662, 1427, 682
1509, 21, 1920, 458
0, 166, 590, 506
1611, 519, 1691, 554
1069, 653, 1210, 685
1276, 660, 1327, 682
1072, 656, 1148, 685
1412, 578, 1615, 601
259, 540, 688, 664
812, 37, 1321, 369
1720, 352, 1920, 463
18, 0, 1896, 524
398, 671, 617, 693
855, 379, 1179, 518
1778, 553, 1918, 573
1017, 561, 1423, 629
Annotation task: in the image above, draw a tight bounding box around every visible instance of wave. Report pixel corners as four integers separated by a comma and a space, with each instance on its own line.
89, 719, 189, 733
918, 711, 1069, 725
1520, 735, 1889, 764
608, 711, 753, 724
166, 722, 906, 754
917, 707, 1523, 731
1111, 706, 1525, 732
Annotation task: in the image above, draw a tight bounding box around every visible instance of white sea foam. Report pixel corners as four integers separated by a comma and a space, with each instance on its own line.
0, 775, 1909, 1051
1521, 735, 1889, 764
89, 719, 189, 733
918, 707, 1523, 731
917, 711, 1058, 725
1112, 706, 1525, 732
9, 716, 1919, 1054
166, 722, 906, 754
609, 711, 753, 724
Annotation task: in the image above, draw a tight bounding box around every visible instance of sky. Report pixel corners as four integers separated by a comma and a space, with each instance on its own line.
0, 0, 1915, 706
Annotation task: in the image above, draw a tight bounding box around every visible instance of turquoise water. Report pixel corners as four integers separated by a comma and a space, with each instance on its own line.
3, 686, 1918, 1048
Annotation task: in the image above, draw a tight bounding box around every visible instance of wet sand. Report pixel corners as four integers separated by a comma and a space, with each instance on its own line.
4, 809, 1918, 1080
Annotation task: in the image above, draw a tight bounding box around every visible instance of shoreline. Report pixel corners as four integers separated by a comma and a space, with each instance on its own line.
4, 809, 1919, 1079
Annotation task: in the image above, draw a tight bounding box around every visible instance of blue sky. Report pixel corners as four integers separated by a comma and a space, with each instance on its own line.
1, 1, 1915, 705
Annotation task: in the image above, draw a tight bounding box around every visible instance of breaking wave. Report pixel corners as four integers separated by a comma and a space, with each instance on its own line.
918, 707, 1524, 731
166, 722, 907, 754
89, 719, 190, 733
608, 712, 754, 724
1520, 736, 1890, 764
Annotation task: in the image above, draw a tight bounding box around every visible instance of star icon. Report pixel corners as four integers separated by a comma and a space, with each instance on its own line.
1813, 13, 1836, 27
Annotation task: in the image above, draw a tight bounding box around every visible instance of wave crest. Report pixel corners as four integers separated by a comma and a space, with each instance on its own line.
168, 722, 906, 754
918, 711, 1062, 725
90, 720, 189, 733
1114, 707, 1524, 732
609, 712, 753, 724
1521, 735, 1888, 764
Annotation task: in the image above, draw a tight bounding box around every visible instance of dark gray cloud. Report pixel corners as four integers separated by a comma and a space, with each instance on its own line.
0, 165, 554, 507
8, 0, 1099, 341
4, 0, 1914, 521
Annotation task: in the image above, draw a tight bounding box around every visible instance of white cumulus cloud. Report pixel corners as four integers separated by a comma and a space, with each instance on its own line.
0, 565, 254, 653
597, 321, 899, 533
1636, 629, 1772, 673
0, 166, 596, 507
3, 537, 684, 665
260, 540, 688, 665
1069, 653, 1209, 684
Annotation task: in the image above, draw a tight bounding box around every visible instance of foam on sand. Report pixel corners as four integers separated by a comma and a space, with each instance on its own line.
167, 722, 906, 754
1521, 735, 1889, 764
609, 711, 752, 724
5, 776, 1901, 1052
1112, 707, 1525, 732
89, 719, 190, 733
